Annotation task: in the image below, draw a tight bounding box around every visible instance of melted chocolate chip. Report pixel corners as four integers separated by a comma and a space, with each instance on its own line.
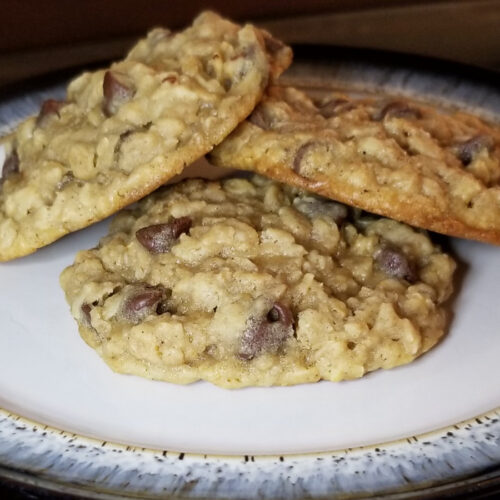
248, 105, 273, 130
81, 303, 92, 327
373, 101, 422, 121
455, 135, 495, 166
36, 99, 65, 127
136, 217, 192, 254
293, 196, 348, 224
238, 302, 293, 361
376, 247, 417, 283
121, 286, 165, 324
1, 151, 19, 182
102, 71, 135, 117
293, 141, 317, 176
317, 97, 354, 118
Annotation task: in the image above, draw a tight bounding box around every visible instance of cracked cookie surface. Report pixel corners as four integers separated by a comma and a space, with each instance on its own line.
0, 12, 291, 261
60, 176, 455, 388
210, 86, 500, 244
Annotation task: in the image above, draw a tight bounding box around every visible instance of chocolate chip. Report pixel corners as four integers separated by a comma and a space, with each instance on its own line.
376, 247, 417, 282
248, 104, 273, 130
238, 302, 294, 361
102, 71, 135, 117
454, 135, 495, 166
1, 151, 19, 183
121, 286, 166, 324
36, 99, 65, 127
373, 101, 422, 121
317, 97, 354, 118
136, 217, 192, 254
81, 303, 92, 328
293, 196, 348, 224
293, 141, 317, 176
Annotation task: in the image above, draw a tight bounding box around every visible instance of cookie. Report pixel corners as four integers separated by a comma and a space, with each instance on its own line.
0, 12, 292, 261
210, 86, 500, 244
60, 176, 455, 388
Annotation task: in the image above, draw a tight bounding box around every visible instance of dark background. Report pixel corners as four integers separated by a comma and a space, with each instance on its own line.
0, 0, 499, 88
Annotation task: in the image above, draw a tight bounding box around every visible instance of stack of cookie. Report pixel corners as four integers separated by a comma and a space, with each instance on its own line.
1, 12, 498, 388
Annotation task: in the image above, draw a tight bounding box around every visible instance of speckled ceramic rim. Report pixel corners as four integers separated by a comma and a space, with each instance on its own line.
1, 405, 500, 498
1, 47, 500, 498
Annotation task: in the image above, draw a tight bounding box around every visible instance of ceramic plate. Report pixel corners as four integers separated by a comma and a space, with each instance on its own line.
0, 48, 499, 498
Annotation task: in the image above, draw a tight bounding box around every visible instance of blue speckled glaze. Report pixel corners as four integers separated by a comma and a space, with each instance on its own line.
1, 52, 500, 498
0, 407, 499, 498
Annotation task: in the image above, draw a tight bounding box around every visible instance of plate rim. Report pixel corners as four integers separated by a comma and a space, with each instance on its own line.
2, 404, 500, 459
1, 404, 500, 498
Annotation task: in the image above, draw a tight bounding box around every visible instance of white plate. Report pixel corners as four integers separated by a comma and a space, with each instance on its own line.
0, 49, 499, 498
0, 224, 499, 455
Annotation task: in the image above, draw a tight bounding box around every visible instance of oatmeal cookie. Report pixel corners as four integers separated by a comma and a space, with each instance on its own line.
210, 86, 500, 244
0, 12, 291, 261
60, 176, 455, 388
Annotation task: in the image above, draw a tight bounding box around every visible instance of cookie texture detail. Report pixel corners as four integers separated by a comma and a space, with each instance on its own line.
60, 176, 455, 388
211, 86, 500, 244
0, 12, 292, 261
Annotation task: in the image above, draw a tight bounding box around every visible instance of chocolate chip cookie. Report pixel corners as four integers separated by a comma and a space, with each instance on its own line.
0, 12, 291, 261
60, 176, 455, 388
210, 86, 500, 244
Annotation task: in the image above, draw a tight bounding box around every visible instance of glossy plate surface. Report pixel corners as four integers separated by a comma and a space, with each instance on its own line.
0, 48, 499, 498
